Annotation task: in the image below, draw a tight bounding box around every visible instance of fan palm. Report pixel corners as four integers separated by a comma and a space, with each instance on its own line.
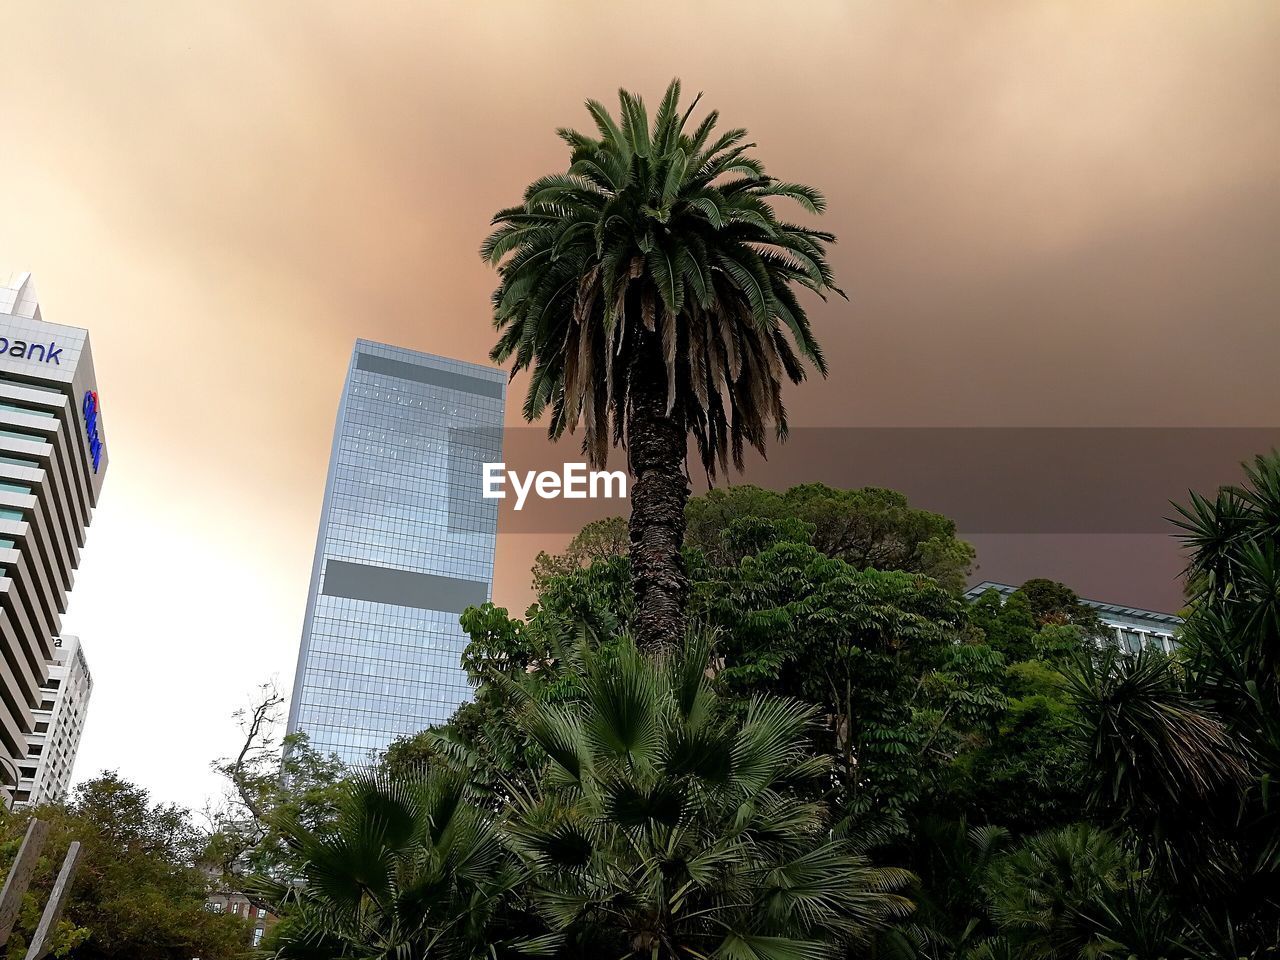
483, 79, 844, 649
251, 769, 530, 959
979, 824, 1132, 960
499, 630, 912, 958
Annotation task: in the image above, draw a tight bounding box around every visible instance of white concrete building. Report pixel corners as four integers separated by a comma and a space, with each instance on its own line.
15, 634, 91, 805
0, 273, 108, 806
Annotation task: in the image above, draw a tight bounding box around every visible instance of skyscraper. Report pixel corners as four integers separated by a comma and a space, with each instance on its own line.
286, 340, 505, 764
16, 634, 92, 806
0, 272, 108, 807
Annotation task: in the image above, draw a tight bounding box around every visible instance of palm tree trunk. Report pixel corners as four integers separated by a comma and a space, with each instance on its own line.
626, 339, 689, 651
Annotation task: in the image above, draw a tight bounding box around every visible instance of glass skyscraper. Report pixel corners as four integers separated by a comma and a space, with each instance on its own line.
286, 340, 505, 765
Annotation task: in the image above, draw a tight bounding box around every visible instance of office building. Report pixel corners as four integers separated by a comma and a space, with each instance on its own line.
0, 273, 108, 806
286, 340, 504, 764
965, 581, 1181, 652
15, 634, 92, 805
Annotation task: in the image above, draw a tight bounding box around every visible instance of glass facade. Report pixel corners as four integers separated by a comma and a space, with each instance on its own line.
286, 341, 505, 765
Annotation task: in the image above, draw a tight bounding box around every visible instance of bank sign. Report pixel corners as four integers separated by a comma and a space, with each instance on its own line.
0, 338, 63, 364
82, 391, 104, 473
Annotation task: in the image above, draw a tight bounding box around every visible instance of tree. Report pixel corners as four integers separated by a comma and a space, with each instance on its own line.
483, 79, 844, 649
254, 770, 532, 960
500, 630, 913, 958
0, 773, 250, 960
385, 560, 635, 799
972, 824, 1167, 960
207, 683, 346, 886
531, 516, 628, 592
696, 521, 975, 835
686, 484, 974, 591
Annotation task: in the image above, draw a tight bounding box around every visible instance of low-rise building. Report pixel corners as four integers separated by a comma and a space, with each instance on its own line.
203, 873, 277, 949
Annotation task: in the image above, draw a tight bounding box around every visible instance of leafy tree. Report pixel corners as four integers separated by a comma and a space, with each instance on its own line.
0, 773, 250, 960
531, 516, 628, 593
1174, 452, 1280, 891
207, 683, 347, 886
891, 819, 1011, 959
696, 522, 976, 835
497, 631, 913, 958
1017, 578, 1110, 642
686, 484, 974, 591
950, 582, 1102, 833
483, 79, 843, 649
967, 589, 1039, 664
385, 560, 634, 798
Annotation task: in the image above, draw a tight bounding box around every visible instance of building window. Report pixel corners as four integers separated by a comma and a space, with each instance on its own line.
253, 927, 264, 947
204, 902, 224, 913
256, 907, 267, 919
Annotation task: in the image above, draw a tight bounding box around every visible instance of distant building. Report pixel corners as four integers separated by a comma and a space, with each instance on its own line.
964, 580, 1182, 653
14, 634, 91, 806
203, 871, 277, 949
286, 340, 505, 765
0, 273, 108, 807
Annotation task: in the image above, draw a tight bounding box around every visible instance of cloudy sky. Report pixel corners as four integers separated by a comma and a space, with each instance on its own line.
0, 1, 1277, 809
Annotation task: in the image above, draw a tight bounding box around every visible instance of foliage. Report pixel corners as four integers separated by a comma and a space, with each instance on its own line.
482, 78, 840, 475
686, 484, 974, 592
979, 825, 1140, 960
1059, 449, 1280, 951
531, 516, 628, 593
253, 770, 531, 960
0, 773, 250, 960
207, 683, 347, 886
498, 630, 913, 958
483, 78, 844, 648
326, 457, 1280, 958
696, 524, 975, 835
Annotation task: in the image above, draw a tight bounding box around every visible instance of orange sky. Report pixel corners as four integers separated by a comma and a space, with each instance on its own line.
0, 1, 1277, 808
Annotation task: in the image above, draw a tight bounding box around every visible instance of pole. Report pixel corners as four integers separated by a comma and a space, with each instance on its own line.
23, 841, 81, 960
0, 819, 49, 945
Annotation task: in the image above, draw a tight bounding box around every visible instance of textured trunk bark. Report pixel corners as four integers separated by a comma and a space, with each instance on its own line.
626, 337, 689, 652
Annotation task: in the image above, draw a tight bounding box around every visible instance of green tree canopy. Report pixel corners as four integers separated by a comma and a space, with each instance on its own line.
0, 773, 250, 960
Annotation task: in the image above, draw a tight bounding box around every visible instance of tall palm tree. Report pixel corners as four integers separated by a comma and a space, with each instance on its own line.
483, 79, 843, 649
500, 630, 912, 958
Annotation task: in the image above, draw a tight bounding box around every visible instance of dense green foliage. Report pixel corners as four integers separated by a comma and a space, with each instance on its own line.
363, 464, 1280, 957
686, 485, 975, 592
0, 774, 250, 960
250, 770, 530, 960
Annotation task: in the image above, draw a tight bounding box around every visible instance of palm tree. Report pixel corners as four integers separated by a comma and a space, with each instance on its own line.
499, 630, 912, 958
483, 79, 843, 649
252, 769, 531, 959
978, 824, 1133, 960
